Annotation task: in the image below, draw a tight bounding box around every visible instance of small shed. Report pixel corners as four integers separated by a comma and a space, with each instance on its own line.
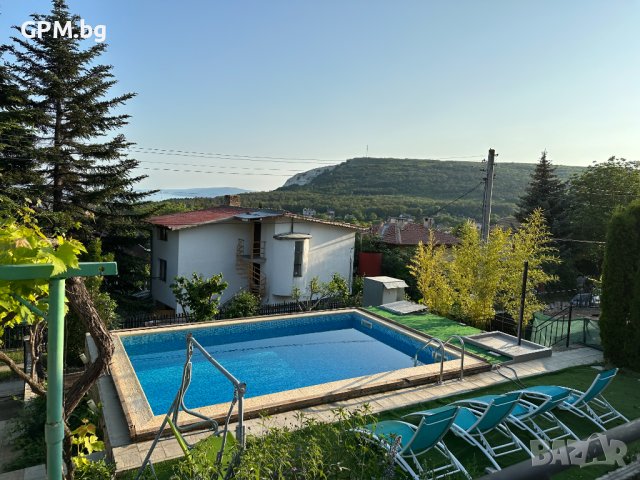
362, 276, 408, 307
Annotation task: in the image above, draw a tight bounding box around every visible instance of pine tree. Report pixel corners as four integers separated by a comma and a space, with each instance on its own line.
1, 0, 153, 292
0, 64, 42, 203
515, 150, 567, 235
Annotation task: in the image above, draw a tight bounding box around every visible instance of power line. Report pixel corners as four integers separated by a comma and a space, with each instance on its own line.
136, 166, 292, 177
427, 181, 485, 217
0, 133, 483, 164
550, 238, 606, 245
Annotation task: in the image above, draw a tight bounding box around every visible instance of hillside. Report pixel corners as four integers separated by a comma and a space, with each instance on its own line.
236, 158, 584, 225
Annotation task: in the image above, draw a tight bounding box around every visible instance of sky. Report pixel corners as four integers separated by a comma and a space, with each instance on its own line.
1, 0, 639, 191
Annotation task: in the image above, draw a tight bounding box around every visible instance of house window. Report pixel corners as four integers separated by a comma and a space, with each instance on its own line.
293, 240, 304, 277
159, 259, 167, 282
158, 227, 168, 241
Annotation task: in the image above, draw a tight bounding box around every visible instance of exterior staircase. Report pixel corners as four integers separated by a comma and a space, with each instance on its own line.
236, 239, 267, 299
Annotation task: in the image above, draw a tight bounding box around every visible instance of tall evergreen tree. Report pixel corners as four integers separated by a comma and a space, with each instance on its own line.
600, 200, 640, 367
515, 150, 567, 235
1, 0, 153, 292
0, 64, 42, 203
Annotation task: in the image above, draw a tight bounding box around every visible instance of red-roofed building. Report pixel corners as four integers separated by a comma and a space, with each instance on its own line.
148, 198, 360, 310
375, 218, 460, 248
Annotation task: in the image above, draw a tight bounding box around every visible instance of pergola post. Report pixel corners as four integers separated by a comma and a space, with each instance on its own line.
45, 277, 66, 479
0, 262, 117, 480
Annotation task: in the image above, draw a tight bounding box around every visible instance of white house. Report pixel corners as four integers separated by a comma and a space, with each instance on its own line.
148, 198, 360, 310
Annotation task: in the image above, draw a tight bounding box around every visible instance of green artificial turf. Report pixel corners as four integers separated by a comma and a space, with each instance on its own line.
365, 307, 511, 364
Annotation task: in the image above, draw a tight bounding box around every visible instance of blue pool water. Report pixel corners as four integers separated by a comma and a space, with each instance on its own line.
121, 312, 451, 415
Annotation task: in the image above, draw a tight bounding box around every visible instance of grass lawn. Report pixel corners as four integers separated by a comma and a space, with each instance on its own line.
377, 364, 640, 479
365, 307, 511, 364
117, 365, 639, 479
119, 433, 235, 479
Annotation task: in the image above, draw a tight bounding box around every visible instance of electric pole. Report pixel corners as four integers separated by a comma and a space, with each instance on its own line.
481, 148, 496, 242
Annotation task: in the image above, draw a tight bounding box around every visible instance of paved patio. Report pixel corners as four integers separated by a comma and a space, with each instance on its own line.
106, 346, 603, 474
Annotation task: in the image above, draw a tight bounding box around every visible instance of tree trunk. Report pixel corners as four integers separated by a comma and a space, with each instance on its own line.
62, 277, 115, 480
0, 350, 46, 396
63, 277, 114, 418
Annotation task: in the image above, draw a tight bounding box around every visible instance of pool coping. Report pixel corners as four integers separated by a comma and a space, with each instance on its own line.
109, 308, 490, 441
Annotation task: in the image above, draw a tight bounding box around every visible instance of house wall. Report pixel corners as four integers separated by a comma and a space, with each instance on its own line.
176, 222, 251, 312
151, 217, 356, 310
265, 219, 355, 303
151, 227, 180, 310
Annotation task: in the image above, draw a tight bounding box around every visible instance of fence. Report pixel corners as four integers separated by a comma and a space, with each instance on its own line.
488, 313, 530, 337
2, 325, 26, 350
529, 306, 601, 349
488, 307, 601, 350
119, 298, 350, 330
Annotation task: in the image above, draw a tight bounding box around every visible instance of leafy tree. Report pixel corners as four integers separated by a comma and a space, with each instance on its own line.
291, 273, 351, 311
499, 209, 560, 323
325, 272, 350, 302
448, 222, 510, 325
409, 210, 559, 328
221, 290, 260, 319
600, 200, 640, 367
515, 150, 567, 235
0, 198, 116, 479
170, 273, 228, 322
408, 231, 455, 315
0, 200, 85, 382
1, 0, 153, 293
566, 157, 640, 275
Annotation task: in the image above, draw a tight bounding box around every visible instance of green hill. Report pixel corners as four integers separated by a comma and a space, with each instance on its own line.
236, 158, 583, 225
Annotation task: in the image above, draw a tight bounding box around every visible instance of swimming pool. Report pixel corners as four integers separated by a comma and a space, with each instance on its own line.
109, 309, 484, 440
121, 311, 453, 415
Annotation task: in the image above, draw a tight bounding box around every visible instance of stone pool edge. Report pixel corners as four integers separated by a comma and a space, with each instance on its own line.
109, 308, 491, 441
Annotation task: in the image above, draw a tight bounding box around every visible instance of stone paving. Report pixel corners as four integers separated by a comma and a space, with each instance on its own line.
108, 346, 603, 474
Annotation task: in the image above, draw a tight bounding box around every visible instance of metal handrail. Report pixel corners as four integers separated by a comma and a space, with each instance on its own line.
443, 335, 465, 380
136, 333, 246, 480
189, 335, 246, 445
413, 338, 445, 384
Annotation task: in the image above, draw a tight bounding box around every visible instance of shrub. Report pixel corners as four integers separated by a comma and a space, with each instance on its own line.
5, 396, 104, 472
173, 406, 398, 480
5, 396, 47, 471
221, 290, 260, 319
75, 459, 115, 480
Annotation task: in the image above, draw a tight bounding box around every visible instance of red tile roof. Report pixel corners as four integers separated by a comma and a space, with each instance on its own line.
147, 206, 363, 231
379, 223, 459, 247
147, 206, 254, 230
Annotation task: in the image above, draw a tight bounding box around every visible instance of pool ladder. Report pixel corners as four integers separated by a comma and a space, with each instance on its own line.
413, 335, 466, 383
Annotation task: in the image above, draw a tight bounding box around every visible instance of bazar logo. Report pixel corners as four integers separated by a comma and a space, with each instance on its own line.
531, 434, 627, 468
21, 20, 106, 43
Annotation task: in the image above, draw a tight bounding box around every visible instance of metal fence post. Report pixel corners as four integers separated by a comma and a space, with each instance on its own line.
517, 261, 529, 346
565, 305, 573, 348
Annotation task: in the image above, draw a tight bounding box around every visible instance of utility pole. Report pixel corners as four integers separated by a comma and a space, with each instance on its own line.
481, 148, 496, 242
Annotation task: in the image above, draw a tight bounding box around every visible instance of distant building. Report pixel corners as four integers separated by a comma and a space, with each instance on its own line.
147, 198, 360, 311
302, 208, 316, 217
374, 217, 459, 248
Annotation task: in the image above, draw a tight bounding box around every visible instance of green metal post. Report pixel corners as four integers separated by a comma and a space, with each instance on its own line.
45, 278, 66, 480
0, 261, 117, 480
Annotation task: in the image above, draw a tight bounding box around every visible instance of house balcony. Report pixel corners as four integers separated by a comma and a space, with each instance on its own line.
236, 239, 266, 263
